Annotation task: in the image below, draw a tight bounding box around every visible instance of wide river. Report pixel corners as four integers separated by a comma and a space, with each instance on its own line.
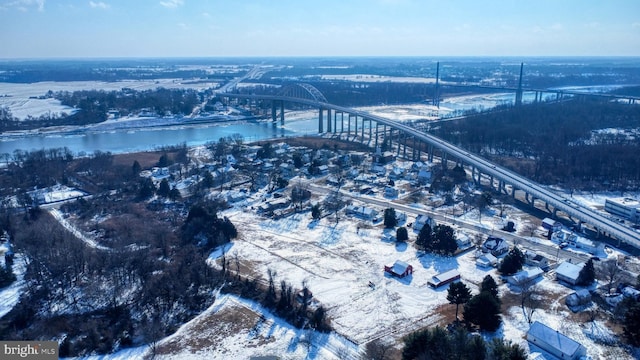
0, 90, 565, 156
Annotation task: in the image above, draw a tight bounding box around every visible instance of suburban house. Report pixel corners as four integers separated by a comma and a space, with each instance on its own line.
428, 269, 461, 288
384, 186, 399, 198
482, 236, 509, 256
384, 260, 413, 278
376, 151, 396, 164
476, 253, 498, 268
371, 165, 387, 177
574, 236, 599, 254
618, 284, 640, 301
524, 250, 550, 270
556, 261, 584, 286
456, 232, 471, 248
566, 289, 592, 307
414, 214, 437, 232
258, 198, 290, 214
388, 167, 406, 180
506, 267, 544, 286
526, 321, 587, 360
552, 230, 599, 254
346, 205, 379, 221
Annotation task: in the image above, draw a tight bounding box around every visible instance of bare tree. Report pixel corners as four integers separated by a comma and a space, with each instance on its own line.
517, 277, 539, 324
362, 339, 393, 360
602, 259, 621, 293
323, 191, 347, 224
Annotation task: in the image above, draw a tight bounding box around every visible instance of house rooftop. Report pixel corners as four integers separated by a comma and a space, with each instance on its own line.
389, 260, 410, 275
527, 321, 584, 358
556, 261, 583, 280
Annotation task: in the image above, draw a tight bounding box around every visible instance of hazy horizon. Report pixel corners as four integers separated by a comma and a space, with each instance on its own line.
1, 0, 639, 58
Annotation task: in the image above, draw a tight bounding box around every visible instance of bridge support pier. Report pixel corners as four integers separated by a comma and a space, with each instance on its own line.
318, 108, 324, 133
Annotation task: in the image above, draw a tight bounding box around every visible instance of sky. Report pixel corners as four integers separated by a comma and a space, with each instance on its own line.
1, 0, 639, 58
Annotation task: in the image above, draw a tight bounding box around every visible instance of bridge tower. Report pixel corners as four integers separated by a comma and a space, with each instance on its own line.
433, 62, 440, 108
515, 62, 524, 106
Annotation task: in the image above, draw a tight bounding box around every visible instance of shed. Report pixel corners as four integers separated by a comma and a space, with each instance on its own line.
566, 289, 592, 307
384, 260, 413, 278
556, 261, 584, 286
428, 269, 460, 288
476, 253, 498, 268
526, 321, 587, 360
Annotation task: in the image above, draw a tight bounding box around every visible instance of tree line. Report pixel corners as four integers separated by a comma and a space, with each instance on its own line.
431, 99, 640, 191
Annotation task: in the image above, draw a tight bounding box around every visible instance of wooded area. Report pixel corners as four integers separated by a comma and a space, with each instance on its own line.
430, 99, 640, 191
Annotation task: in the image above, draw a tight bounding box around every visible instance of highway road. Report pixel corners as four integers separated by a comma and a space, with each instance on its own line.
305, 182, 589, 265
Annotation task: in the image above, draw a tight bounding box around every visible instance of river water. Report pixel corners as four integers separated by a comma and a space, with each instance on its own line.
0, 90, 573, 156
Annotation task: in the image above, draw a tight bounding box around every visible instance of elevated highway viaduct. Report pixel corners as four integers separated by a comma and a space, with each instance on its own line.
218, 89, 640, 250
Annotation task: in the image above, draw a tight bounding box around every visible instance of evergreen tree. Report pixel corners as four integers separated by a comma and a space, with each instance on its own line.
487, 338, 527, 360
311, 204, 322, 220
396, 226, 408, 242
416, 223, 433, 250
433, 224, 458, 255
157, 153, 171, 167
157, 178, 171, 197
132, 160, 141, 176
0, 265, 16, 288
383, 208, 398, 228
168, 187, 181, 201
480, 275, 501, 305
464, 291, 502, 332
577, 258, 596, 286
499, 247, 525, 275
137, 177, 156, 200
623, 302, 640, 346
447, 282, 472, 320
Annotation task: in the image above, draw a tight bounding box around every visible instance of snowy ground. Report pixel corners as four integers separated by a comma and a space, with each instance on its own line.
0, 249, 27, 319
143, 184, 639, 359
0, 79, 220, 121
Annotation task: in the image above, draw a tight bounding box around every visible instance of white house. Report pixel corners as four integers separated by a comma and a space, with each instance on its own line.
384, 186, 399, 198
456, 232, 471, 248
476, 253, 498, 268
524, 250, 550, 270
526, 321, 587, 360
506, 267, 544, 286
346, 205, 379, 221
414, 214, 436, 232
482, 236, 509, 256
556, 261, 584, 286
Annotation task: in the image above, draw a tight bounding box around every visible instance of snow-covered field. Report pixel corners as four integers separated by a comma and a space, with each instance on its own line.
0, 79, 219, 120
143, 186, 638, 359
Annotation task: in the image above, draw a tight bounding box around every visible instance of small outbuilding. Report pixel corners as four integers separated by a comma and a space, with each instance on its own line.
384, 260, 413, 278
476, 253, 498, 268
428, 269, 460, 288
566, 289, 592, 308
526, 321, 587, 360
